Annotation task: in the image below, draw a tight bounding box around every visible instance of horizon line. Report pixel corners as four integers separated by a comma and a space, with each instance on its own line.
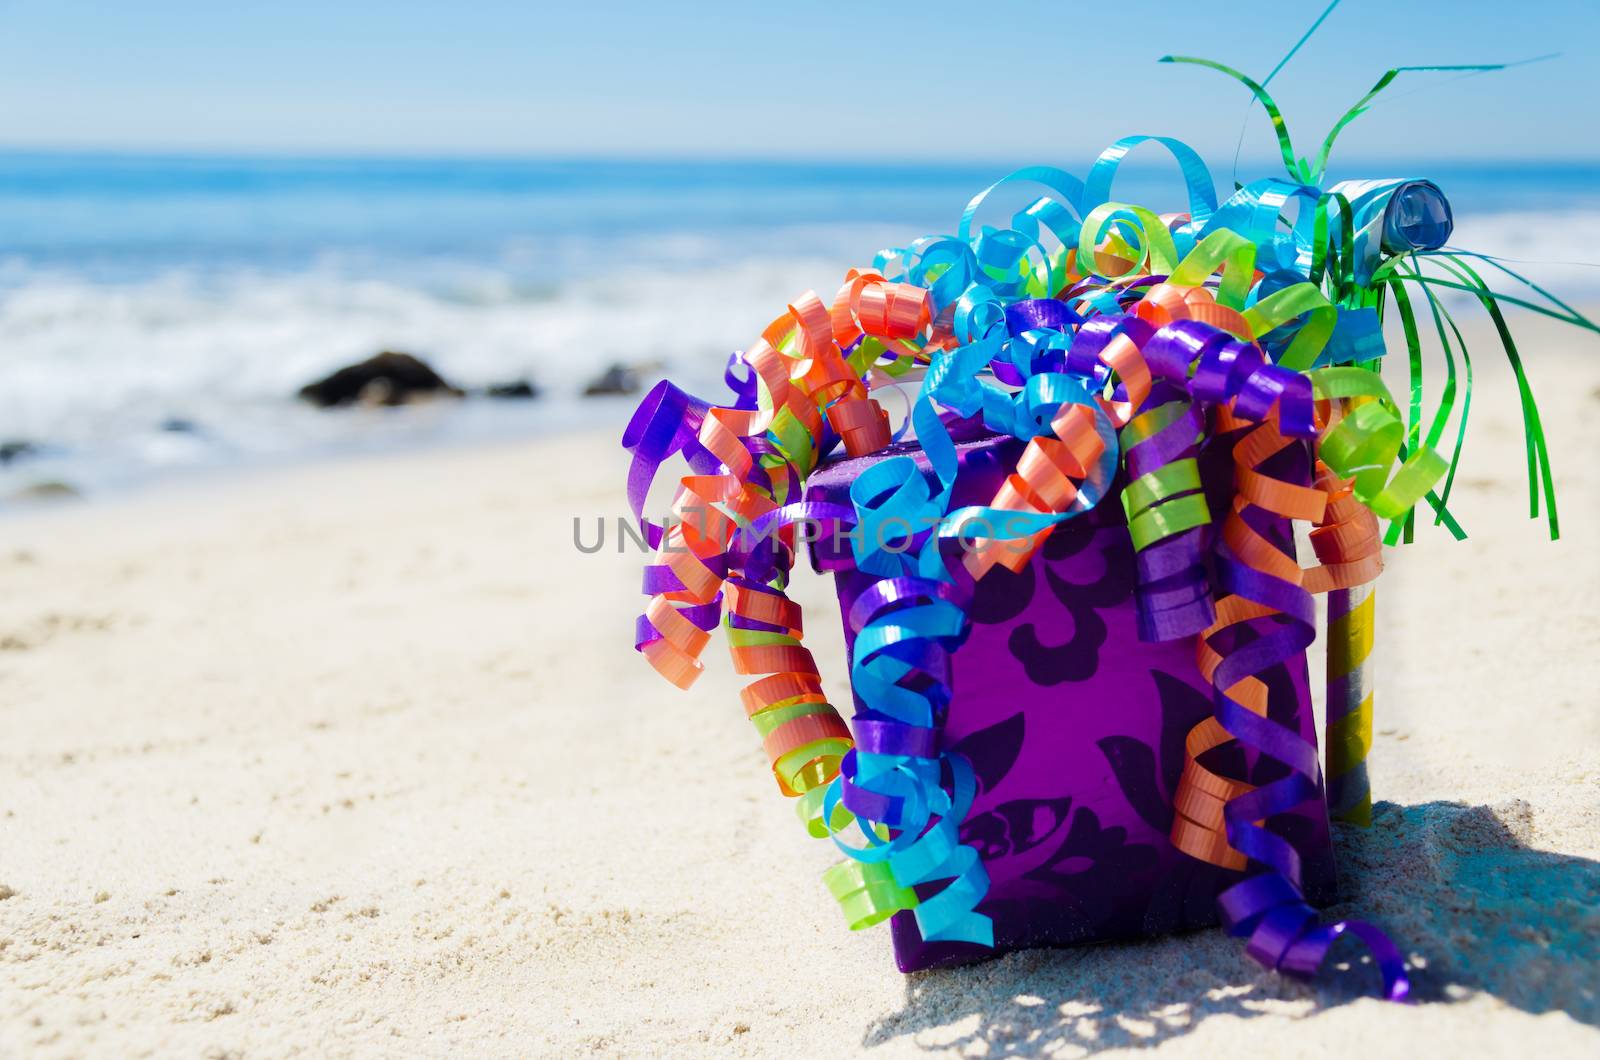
1, 144, 1598, 171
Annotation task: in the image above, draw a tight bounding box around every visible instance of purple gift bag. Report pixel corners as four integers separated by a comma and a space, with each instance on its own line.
806, 422, 1337, 972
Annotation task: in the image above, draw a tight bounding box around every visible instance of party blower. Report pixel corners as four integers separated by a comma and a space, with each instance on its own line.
620, 48, 1593, 1000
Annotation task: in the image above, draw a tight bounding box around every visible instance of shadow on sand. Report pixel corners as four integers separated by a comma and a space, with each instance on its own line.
863, 800, 1599, 1054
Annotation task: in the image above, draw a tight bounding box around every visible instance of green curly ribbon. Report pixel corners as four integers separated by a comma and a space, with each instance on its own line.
823, 860, 919, 932
1078, 202, 1181, 278
1242, 283, 1338, 372
1311, 367, 1448, 524
1167, 228, 1256, 309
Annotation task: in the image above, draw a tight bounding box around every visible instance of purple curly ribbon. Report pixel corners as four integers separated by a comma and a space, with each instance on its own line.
1004, 297, 1082, 334
1208, 445, 1410, 1001
621, 380, 717, 528
1065, 314, 1407, 998
1078, 317, 1216, 642
731, 501, 858, 589
1063, 316, 1322, 645
623, 354, 785, 657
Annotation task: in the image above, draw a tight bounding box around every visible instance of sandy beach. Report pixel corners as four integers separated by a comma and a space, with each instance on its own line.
1, 314, 1597, 1058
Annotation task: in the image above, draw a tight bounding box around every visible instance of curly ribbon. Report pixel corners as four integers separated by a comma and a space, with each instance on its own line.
632, 350, 784, 689
818, 279, 1124, 945
621, 101, 1580, 997
629, 283, 913, 689
713, 297, 907, 819
815, 329, 1038, 945
1310, 366, 1448, 525
1204, 415, 1406, 999
724, 543, 854, 801
810, 271, 929, 458
621, 249, 1010, 944
622, 290, 910, 877
869, 222, 1437, 992
820, 301, 1124, 941
1166, 423, 1350, 838
823, 568, 993, 944
1161, 394, 1403, 998
959, 398, 1109, 579
1000, 276, 1408, 991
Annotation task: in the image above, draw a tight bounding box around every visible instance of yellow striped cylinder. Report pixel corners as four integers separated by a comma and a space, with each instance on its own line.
1325, 584, 1375, 825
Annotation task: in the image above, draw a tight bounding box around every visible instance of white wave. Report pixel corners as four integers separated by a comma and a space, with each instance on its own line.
1, 209, 1594, 498
1446, 210, 1600, 299
0, 246, 884, 494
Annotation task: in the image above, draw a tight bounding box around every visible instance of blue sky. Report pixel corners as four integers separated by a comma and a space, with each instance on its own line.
0, 0, 1595, 162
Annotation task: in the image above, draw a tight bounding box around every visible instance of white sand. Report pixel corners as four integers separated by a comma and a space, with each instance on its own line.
2, 317, 1597, 1058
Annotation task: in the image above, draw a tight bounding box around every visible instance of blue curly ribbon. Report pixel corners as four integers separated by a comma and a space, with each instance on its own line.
1084, 135, 1220, 257
824, 567, 990, 945
823, 276, 1121, 947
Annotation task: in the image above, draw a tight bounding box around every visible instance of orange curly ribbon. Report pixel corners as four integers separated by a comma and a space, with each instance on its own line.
1169, 406, 1384, 868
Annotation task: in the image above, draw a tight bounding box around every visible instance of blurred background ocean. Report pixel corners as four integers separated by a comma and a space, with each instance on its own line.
2, 0, 1598, 499
3, 151, 1597, 497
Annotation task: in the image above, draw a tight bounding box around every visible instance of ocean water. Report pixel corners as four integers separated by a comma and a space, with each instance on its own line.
1, 151, 1597, 498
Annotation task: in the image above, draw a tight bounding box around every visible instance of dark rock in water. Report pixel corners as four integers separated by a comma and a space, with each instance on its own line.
582, 363, 640, 397
298, 351, 464, 408
160, 417, 199, 433
484, 380, 541, 400
0, 440, 37, 465
10, 480, 80, 502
